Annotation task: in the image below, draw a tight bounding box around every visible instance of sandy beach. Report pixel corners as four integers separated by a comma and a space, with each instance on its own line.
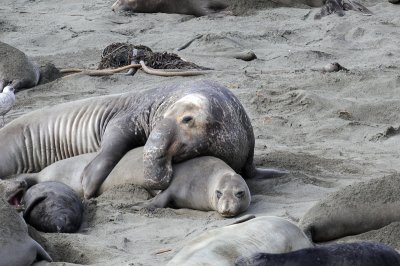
1, 0, 400, 265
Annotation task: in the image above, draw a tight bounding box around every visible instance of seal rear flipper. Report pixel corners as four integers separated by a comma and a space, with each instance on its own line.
253, 168, 289, 179
33, 239, 52, 262
15, 174, 39, 188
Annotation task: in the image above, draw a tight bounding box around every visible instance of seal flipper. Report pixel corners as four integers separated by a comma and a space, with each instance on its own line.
15, 174, 39, 188
131, 191, 171, 211
253, 168, 289, 179
33, 239, 52, 262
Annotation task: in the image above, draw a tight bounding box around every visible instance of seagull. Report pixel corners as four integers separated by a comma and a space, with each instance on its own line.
0, 85, 16, 127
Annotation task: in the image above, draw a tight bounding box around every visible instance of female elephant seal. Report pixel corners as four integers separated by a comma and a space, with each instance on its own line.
299, 174, 400, 242
236, 242, 400, 266
0, 179, 52, 265
18, 147, 251, 217
167, 216, 314, 266
0, 79, 286, 199
22, 181, 84, 233
0, 41, 40, 92
111, 0, 227, 17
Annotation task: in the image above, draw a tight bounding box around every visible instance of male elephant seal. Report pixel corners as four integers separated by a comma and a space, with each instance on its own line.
18, 147, 251, 217
22, 181, 84, 233
0, 41, 40, 92
167, 216, 314, 266
0, 79, 286, 198
236, 242, 400, 266
299, 174, 400, 242
111, 0, 227, 16
0, 179, 52, 265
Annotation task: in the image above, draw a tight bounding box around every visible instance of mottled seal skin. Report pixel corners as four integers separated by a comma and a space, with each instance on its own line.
0, 79, 286, 199
18, 147, 251, 217
167, 216, 314, 266
236, 242, 400, 266
111, 0, 227, 16
299, 174, 400, 242
0, 179, 52, 265
22, 181, 83, 233
0, 41, 40, 92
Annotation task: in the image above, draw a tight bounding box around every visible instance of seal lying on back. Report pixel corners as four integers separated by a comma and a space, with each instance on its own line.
167, 216, 314, 266
111, 0, 227, 16
0, 179, 52, 265
18, 147, 251, 217
22, 181, 84, 233
299, 174, 400, 242
0, 79, 286, 199
236, 242, 400, 266
0, 41, 40, 92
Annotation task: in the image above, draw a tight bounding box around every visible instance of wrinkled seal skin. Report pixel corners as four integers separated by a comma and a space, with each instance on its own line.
0, 180, 52, 265
0, 79, 284, 199
0, 41, 40, 92
111, 0, 227, 17
22, 181, 83, 233
17, 147, 251, 217
167, 216, 314, 266
236, 242, 400, 266
299, 174, 400, 242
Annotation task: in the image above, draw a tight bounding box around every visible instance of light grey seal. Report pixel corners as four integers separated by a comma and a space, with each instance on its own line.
299, 174, 400, 242
111, 0, 227, 16
236, 242, 400, 266
0, 41, 40, 92
22, 181, 84, 233
18, 147, 251, 217
0, 179, 52, 266
0, 79, 287, 199
167, 216, 314, 266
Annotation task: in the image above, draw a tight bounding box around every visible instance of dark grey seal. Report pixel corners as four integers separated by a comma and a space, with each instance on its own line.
236, 242, 400, 266
22, 181, 84, 233
0, 41, 40, 92
0, 79, 287, 199
0, 179, 52, 265
111, 0, 227, 16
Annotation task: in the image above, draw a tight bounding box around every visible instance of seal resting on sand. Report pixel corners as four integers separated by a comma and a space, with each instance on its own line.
111, 0, 227, 16
299, 174, 400, 242
0, 79, 287, 199
0, 179, 52, 265
0, 41, 40, 92
22, 181, 84, 233
236, 242, 400, 266
167, 216, 314, 266
18, 147, 251, 217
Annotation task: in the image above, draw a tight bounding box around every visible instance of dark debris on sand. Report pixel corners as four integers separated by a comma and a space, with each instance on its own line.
98, 42, 211, 70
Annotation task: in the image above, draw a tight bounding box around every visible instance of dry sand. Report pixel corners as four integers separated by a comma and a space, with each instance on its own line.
1, 0, 400, 265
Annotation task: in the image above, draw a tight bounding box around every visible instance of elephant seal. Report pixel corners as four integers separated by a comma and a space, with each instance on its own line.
22, 181, 84, 233
111, 0, 227, 16
299, 174, 400, 242
167, 216, 314, 266
18, 147, 251, 217
0, 79, 287, 199
0, 41, 40, 92
0, 179, 52, 265
236, 242, 400, 266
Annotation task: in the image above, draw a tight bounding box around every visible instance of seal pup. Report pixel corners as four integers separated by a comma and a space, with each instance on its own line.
299, 174, 400, 242
236, 242, 400, 266
0, 85, 15, 127
0, 41, 40, 92
17, 147, 251, 217
0, 79, 287, 199
0, 179, 52, 265
111, 0, 227, 17
22, 181, 84, 233
167, 216, 314, 266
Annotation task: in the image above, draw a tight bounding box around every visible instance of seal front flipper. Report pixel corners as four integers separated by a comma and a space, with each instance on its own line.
33, 239, 52, 262
131, 192, 171, 211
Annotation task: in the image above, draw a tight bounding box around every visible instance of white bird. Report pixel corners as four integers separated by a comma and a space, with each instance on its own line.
0, 85, 16, 127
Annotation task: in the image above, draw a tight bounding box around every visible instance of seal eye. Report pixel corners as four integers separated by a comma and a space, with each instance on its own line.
216, 190, 222, 199
181, 116, 193, 124
235, 191, 245, 198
